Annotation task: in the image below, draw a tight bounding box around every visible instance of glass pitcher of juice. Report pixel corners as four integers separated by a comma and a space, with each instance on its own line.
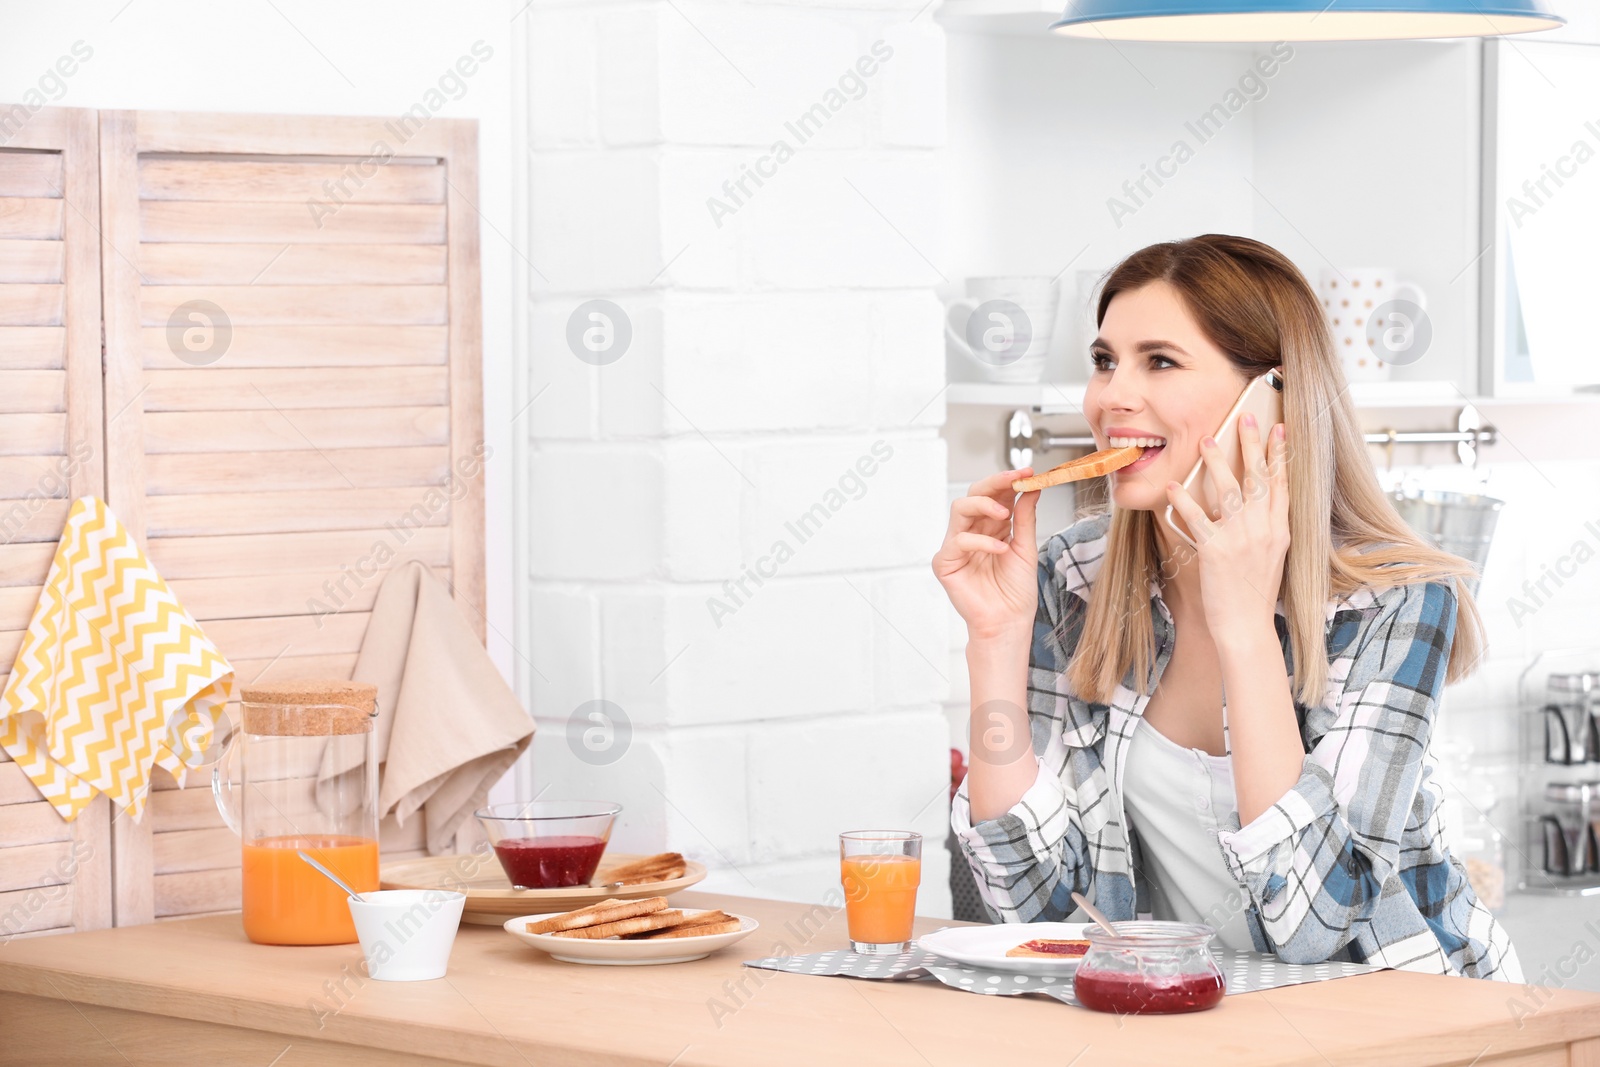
213, 680, 381, 945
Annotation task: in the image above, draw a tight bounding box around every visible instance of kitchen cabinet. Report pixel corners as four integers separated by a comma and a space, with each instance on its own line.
937, 2, 1600, 408
935, 6, 1600, 546
1481, 36, 1600, 397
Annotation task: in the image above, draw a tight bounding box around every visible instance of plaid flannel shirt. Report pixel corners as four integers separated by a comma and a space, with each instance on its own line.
951, 512, 1523, 981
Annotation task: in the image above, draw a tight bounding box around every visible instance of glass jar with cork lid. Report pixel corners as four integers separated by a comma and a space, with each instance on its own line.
213, 680, 381, 945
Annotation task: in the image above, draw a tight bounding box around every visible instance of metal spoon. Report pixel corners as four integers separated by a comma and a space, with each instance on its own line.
298, 850, 368, 903
1071, 890, 1118, 937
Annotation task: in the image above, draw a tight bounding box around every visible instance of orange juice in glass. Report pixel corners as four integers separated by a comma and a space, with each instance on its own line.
214, 682, 382, 946
241, 834, 380, 945
839, 830, 922, 954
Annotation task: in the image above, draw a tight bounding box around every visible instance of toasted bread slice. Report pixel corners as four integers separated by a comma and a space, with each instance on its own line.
630, 916, 744, 940
607, 851, 683, 873
524, 896, 667, 935
620, 909, 735, 939
618, 864, 686, 885
522, 897, 627, 935
1011, 447, 1142, 493
551, 909, 687, 939
605, 852, 688, 884
1004, 938, 1091, 959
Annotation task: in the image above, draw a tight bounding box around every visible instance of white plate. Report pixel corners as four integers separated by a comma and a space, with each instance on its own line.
503, 910, 759, 966
917, 922, 1093, 976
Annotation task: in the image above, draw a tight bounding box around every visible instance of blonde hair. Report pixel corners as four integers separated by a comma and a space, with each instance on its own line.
1065, 234, 1486, 707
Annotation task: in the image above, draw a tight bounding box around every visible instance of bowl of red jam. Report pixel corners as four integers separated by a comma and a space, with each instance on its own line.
1072, 920, 1226, 1015
475, 801, 622, 889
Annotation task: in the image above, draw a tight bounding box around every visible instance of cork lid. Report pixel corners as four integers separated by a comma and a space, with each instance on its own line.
238, 680, 378, 736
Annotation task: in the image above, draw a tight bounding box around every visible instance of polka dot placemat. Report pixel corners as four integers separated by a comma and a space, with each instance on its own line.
744, 944, 1384, 1009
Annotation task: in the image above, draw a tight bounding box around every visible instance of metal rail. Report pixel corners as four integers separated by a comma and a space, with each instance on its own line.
1005, 408, 1498, 470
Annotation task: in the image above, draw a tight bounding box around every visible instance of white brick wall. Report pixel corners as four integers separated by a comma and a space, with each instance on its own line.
525, 0, 953, 917
741, 153, 944, 289
745, 710, 948, 859
527, 444, 665, 579
602, 582, 879, 728
876, 22, 946, 148
583, 289, 943, 438
738, 437, 945, 574
526, 6, 600, 149
600, 4, 868, 148
528, 151, 669, 292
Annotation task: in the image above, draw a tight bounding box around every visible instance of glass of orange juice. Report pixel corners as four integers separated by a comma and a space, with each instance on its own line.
839, 830, 922, 954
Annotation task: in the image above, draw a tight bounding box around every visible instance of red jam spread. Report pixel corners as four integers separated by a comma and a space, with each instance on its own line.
1073, 968, 1226, 1014
1017, 939, 1090, 956
492, 836, 607, 888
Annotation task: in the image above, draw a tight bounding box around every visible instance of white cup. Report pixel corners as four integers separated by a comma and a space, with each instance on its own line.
945, 276, 1060, 383
347, 889, 466, 982
1317, 267, 1429, 383
1062, 267, 1112, 382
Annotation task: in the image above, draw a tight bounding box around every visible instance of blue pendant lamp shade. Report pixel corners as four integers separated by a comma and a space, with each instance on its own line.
1050, 0, 1564, 41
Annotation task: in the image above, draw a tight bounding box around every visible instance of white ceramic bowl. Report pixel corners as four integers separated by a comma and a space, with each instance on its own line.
503, 909, 758, 966
347, 889, 466, 981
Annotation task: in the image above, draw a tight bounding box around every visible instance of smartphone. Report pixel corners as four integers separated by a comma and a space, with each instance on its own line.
1163, 367, 1284, 547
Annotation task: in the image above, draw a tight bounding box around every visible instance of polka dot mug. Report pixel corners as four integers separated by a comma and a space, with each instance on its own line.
1317, 267, 1429, 382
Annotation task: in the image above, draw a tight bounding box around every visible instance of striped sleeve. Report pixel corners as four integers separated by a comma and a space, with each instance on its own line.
1214, 580, 1457, 965
950, 758, 1091, 923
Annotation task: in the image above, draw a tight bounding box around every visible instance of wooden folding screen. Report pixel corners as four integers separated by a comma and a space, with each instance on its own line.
0, 106, 487, 932
0, 107, 111, 938
97, 110, 486, 925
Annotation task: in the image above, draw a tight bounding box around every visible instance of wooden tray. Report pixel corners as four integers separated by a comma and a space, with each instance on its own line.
380, 852, 708, 925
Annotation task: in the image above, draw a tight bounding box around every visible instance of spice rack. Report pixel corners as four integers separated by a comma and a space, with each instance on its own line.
1515, 650, 1600, 897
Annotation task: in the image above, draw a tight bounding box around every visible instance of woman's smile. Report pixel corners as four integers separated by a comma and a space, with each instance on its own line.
1102, 426, 1168, 474
1083, 279, 1248, 513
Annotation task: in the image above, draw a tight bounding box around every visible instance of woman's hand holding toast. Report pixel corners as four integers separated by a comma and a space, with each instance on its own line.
932, 467, 1041, 643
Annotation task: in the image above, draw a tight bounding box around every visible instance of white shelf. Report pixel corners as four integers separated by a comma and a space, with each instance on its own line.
946, 379, 1600, 416
1349, 381, 1478, 408
946, 381, 1087, 410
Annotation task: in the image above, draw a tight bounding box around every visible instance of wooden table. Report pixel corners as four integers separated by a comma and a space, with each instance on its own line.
4, 890, 1600, 1067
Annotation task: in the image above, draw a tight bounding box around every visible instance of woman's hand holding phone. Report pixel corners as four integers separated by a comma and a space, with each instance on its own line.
932, 468, 1040, 643
1163, 414, 1290, 636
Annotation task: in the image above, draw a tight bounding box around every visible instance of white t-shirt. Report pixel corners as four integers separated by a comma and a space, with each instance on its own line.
1122, 715, 1256, 952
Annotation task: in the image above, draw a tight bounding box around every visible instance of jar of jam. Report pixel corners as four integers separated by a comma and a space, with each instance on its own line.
1073, 921, 1226, 1015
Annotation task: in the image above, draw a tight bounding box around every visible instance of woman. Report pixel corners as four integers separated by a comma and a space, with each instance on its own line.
934, 234, 1521, 980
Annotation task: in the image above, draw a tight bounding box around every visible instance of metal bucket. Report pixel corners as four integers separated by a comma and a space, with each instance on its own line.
1388, 489, 1504, 596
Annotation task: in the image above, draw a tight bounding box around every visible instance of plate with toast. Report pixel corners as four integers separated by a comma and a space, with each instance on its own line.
505, 896, 758, 965
382, 851, 707, 926
917, 922, 1094, 976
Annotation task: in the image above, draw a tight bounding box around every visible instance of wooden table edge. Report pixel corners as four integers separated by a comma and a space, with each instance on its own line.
5, 891, 1600, 1067
0, 964, 554, 1067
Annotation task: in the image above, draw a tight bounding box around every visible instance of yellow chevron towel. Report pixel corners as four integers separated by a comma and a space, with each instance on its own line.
0, 497, 233, 822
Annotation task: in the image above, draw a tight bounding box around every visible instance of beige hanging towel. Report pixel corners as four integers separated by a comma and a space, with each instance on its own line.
353, 559, 534, 854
